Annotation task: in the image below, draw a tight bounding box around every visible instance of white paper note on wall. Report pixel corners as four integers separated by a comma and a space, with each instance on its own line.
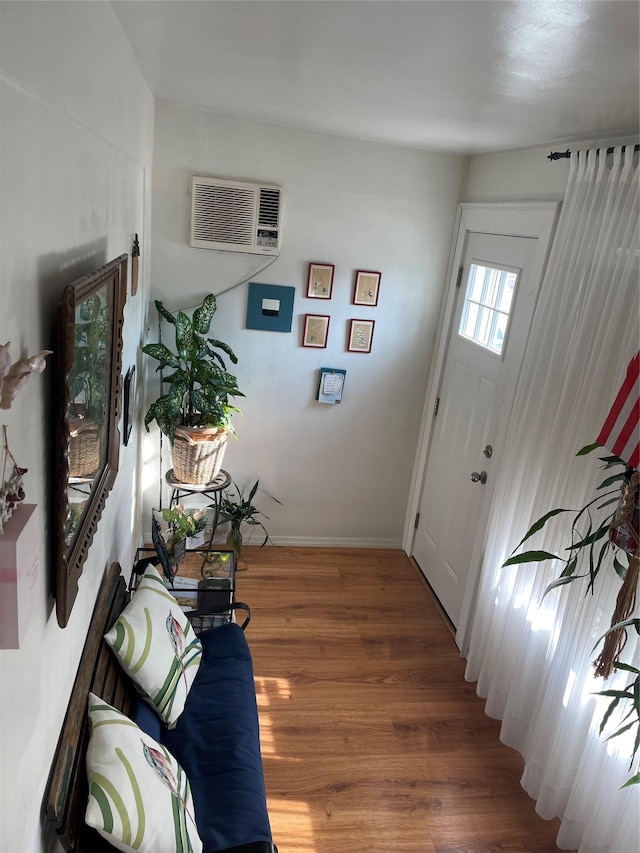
317, 368, 346, 404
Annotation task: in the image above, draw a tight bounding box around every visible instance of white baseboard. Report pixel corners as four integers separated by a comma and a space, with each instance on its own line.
141, 529, 402, 551
266, 536, 403, 549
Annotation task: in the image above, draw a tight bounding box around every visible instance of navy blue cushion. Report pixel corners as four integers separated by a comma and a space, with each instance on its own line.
162, 623, 273, 853
131, 693, 163, 742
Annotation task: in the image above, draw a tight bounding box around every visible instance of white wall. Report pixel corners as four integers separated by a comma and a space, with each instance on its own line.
463, 137, 639, 203
146, 103, 465, 547
0, 3, 154, 850
463, 146, 570, 202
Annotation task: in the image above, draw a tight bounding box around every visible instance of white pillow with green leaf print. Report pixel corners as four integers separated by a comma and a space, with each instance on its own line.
104, 565, 202, 728
85, 694, 202, 853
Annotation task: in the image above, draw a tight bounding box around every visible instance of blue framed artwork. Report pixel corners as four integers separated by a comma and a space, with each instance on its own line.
246, 282, 295, 332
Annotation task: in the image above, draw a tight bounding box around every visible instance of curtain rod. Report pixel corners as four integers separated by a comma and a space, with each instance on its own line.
548, 144, 640, 161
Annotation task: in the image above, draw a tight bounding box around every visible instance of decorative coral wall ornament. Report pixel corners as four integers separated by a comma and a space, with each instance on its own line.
0, 425, 27, 535
0, 343, 52, 410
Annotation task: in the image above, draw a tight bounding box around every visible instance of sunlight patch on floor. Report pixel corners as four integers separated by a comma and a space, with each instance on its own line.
266, 798, 317, 853
255, 675, 297, 759
254, 677, 316, 848
255, 675, 292, 705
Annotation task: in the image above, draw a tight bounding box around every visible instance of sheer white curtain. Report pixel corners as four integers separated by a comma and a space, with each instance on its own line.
465, 146, 639, 853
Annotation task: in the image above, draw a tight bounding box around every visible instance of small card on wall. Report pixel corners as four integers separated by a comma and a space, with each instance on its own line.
246, 283, 295, 332
316, 367, 346, 404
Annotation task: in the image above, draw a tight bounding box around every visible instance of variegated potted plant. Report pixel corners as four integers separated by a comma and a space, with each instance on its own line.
142, 294, 244, 485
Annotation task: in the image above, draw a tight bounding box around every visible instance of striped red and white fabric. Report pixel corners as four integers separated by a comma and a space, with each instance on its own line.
597, 351, 640, 468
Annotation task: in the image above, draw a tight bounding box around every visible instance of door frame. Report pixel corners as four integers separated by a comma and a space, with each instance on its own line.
404, 202, 560, 651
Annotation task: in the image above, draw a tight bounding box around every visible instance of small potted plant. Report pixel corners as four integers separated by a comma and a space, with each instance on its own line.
218, 480, 281, 558
142, 294, 244, 485
161, 504, 208, 559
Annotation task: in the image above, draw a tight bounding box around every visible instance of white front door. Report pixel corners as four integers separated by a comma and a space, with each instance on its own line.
408, 204, 559, 641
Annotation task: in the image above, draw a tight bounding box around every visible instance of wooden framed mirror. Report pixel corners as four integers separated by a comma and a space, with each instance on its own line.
55, 254, 127, 627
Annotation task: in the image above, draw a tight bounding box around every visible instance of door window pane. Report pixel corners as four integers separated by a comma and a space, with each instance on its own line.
460, 301, 479, 340
459, 262, 518, 355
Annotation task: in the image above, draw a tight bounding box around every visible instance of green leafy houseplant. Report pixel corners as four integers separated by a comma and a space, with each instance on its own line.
218, 480, 282, 557
504, 443, 639, 785
142, 294, 243, 442
594, 630, 640, 788
162, 504, 207, 543
160, 504, 208, 561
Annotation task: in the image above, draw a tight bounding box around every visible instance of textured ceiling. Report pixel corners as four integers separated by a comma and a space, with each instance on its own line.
111, 0, 640, 155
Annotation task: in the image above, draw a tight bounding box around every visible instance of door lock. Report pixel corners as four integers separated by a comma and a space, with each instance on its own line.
470, 471, 488, 484
483, 444, 493, 458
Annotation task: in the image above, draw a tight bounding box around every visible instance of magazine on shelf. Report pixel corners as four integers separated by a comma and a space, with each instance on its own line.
165, 575, 199, 611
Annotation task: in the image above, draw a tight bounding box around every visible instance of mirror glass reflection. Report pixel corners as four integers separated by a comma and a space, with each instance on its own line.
65, 284, 113, 550
55, 253, 127, 628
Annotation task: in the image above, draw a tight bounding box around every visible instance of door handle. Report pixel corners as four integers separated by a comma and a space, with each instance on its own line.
470, 471, 488, 484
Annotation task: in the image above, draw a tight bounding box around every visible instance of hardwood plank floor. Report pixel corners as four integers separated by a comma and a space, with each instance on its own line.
231, 546, 574, 852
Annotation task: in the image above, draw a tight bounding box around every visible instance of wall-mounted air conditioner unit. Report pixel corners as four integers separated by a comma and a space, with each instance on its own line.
190, 176, 283, 256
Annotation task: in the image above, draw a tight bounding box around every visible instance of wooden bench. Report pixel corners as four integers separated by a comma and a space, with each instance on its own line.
44, 562, 277, 853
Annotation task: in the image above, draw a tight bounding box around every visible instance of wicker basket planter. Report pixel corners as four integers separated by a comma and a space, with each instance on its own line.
142, 294, 242, 488
68, 421, 100, 479
172, 426, 228, 485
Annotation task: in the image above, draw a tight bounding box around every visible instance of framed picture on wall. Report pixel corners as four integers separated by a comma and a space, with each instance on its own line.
306, 263, 335, 299
302, 314, 330, 348
352, 270, 381, 306
347, 319, 375, 353
123, 365, 135, 446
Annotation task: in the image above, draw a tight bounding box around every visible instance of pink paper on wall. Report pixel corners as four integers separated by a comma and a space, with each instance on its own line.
0, 503, 38, 648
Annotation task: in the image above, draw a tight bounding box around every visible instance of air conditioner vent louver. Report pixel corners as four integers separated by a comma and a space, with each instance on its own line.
258, 188, 280, 228
191, 177, 283, 255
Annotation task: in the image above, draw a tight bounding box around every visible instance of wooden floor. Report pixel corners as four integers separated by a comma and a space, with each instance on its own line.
233, 546, 572, 853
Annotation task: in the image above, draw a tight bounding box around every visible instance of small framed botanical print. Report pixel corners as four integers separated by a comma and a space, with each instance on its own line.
302, 314, 330, 348
307, 263, 335, 299
348, 319, 375, 353
353, 270, 381, 306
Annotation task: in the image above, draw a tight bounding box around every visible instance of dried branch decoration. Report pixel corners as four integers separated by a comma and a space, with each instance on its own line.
0, 425, 27, 534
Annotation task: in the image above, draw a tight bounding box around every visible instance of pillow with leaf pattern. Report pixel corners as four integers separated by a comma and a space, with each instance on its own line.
85, 693, 202, 853
104, 565, 202, 727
